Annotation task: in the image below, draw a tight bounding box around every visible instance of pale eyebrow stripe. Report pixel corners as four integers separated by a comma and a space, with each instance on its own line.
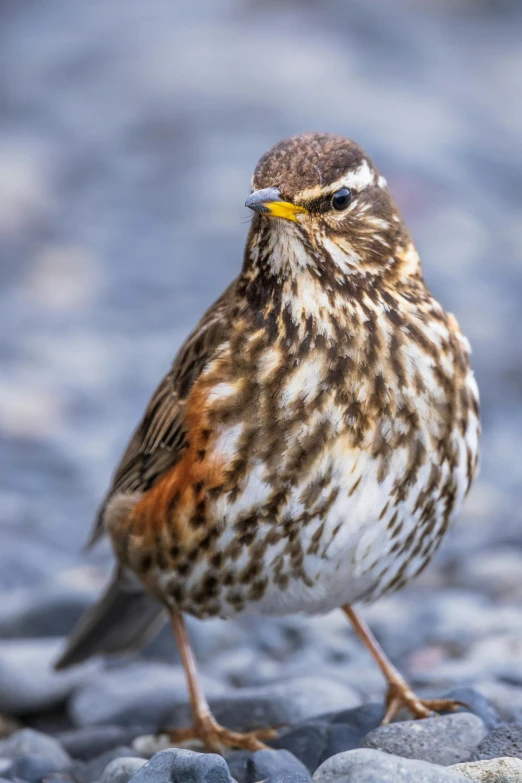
296, 159, 375, 201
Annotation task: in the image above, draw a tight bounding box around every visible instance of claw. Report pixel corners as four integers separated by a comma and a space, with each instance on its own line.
383, 680, 464, 724
166, 715, 276, 754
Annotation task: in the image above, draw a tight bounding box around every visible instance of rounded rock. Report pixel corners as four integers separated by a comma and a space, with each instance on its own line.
101, 757, 147, 783
128, 749, 233, 783
312, 748, 470, 783
451, 756, 522, 781
360, 713, 486, 766
471, 723, 522, 761
4, 753, 68, 783
225, 749, 310, 783
0, 730, 71, 768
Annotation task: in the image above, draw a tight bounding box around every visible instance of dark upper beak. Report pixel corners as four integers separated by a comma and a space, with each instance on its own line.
245, 188, 308, 222
244, 187, 283, 214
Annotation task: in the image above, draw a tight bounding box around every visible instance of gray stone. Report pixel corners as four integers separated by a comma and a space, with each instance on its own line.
451, 756, 522, 782
70, 747, 141, 783
69, 663, 225, 729
270, 724, 331, 774
41, 775, 77, 783
312, 748, 470, 782
264, 776, 312, 783
0, 586, 95, 640
56, 726, 149, 762
4, 754, 67, 783
471, 724, 522, 761
0, 731, 71, 768
129, 749, 232, 783
458, 547, 522, 600
361, 713, 486, 766
0, 640, 99, 715
167, 678, 361, 734
225, 749, 310, 783
472, 681, 522, 724
443, 687, 503, 730
100, 757, 147, 783
271, 703, 384, 772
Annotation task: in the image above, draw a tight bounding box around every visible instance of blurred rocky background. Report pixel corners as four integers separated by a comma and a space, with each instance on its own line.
1, 0, 522, 740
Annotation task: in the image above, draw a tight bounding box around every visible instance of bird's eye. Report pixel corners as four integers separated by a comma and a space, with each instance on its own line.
331, 188, 352, 211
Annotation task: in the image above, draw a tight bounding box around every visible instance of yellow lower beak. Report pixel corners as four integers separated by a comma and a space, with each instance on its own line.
245, 187, 308, 223
262, 201, 308, 222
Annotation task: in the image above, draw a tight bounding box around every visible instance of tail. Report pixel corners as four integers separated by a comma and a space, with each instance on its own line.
55, 568, 166, 670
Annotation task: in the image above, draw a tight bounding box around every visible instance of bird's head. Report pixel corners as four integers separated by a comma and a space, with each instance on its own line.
245, 132, 421, 285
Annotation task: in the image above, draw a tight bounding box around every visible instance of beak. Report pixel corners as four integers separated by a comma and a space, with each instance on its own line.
245, 187, 308, 223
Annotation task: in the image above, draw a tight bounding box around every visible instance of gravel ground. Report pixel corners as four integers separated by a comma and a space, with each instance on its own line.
1, 1, 522, 781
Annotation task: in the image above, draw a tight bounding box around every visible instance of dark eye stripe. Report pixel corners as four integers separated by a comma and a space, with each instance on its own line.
300, 188, 355, 214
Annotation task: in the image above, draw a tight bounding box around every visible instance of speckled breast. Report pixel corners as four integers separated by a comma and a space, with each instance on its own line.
111, 301, 480, 619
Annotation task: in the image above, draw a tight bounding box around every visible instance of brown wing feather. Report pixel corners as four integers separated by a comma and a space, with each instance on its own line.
87, 279, 237, 547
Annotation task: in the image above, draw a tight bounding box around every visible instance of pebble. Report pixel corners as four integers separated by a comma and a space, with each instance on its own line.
166, 678, 361, 735
0, 640, 99, 715
3, 753, 68, 783
271, 703, 384, 772
225, 749, 310, 783
457, 547, 522, 600
442, 687, 503, 730
451, 756, 522, 782
0, 730, 71, 768
69, 663, 225, 729
129, 749, 232, 783
473, 681, 522, 724
56, 726, 151, 762
0, 586, 94, 641
312, 748, 470, 783
41, 775, 77, 783
360, 713, 486, 766
471, 724, 522, 761
0, 717, 19, 740
100, 757, 147, 783
70, 747, 143, 783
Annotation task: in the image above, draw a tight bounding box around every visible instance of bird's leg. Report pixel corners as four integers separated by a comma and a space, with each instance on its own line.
166, 611, 275, 753
342, 605, 463, 724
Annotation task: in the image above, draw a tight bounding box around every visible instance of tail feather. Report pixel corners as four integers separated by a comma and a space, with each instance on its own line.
55, 568, 166, 670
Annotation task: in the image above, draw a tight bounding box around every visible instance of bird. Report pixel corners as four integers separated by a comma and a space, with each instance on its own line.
56, 132, 480, 753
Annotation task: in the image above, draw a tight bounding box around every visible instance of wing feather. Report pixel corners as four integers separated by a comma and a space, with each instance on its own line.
87, 279, 237, 546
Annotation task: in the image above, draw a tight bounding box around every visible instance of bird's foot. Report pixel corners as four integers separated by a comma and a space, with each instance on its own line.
166, 713, 276, 753
383, 679, 464, 725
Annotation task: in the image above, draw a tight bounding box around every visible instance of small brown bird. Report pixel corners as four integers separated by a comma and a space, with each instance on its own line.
57, 133, 480, 752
